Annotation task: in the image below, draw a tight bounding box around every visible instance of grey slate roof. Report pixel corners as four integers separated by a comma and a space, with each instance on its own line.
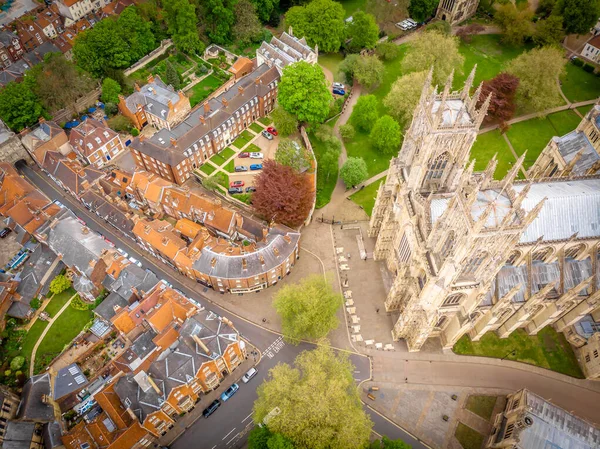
125, 76, 180, 122
17, 373, 54, 421
104, 264, 160, 301
94, 291, 129, 321
43, 422, 63, 449
22, 42, 61, 66
554, 130, 600, 176
54, 363, 88, 400
518, 390, 600, 449
113, 371, 167, 423
3, 421, 36, 449
80, 190, 134, 234
257, 32, 316, 70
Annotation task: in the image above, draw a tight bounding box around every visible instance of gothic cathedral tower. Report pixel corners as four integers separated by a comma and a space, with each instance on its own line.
369, 67, 544, 351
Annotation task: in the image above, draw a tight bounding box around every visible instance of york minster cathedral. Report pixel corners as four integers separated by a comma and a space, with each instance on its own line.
369, 67, 600, 379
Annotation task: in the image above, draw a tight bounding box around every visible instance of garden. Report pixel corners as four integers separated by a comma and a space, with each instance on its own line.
187, 74, 223, 107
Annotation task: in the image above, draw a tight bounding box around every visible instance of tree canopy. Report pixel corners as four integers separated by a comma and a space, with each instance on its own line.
101, 77, 122, 104
49, 275, 71, 295
371, 115, 401, 155
351, 94, 379, 132
278, 61, 331, 124
353, 54, 385, 88
285, 0, 346, 53
0, 80, 44, 132
408, 0, 438, 22
384, 70, 428, 126
477, 72, 520, 127
251, 0, 279, 22
369, 436, 412, 449
533, 15, 565, 47
494, 3, 533, 46
164, 0, 205, 52
252, 160, 313, 227
346, 11, 379, 53
275, 138, 312, 172
376, 41, 400, 61
507, 46, 566, 113
271, 105, 299, 136
233, 0, 263, 46
340, 157, 368, 187
555, 0, 600, 35
274, 274, 340, 342
401, 30, 464, 85
165, 60, 181, 89
253, 345, 373, 449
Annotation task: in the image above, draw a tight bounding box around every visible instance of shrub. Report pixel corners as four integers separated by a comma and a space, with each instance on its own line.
583, 63, 595, 73
70, 295, 91, 311
30, 297, 42, 310
375, 41, 400, 61
572, 58, 584, 67
10, 356, 25, 371
130, 128, 140, 137
49, 274, 70, 295
339, 123, 355, 141
107, 115, 134, 133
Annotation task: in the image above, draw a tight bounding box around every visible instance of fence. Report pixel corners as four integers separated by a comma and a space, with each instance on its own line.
300, 126, 318, 227
51, 87, 101, 123
123, 39, 173, 76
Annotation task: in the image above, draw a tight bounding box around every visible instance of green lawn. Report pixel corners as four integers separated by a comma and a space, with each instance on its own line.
455, 423, 485, 449
350, 177, 386, 216
560, 63, 600, 103
221, 147, 236, 160
240, 130, 254, 141
546, 110, 581, 136
214, 172, 229, 189
232, 193, 252, 204
232, 136, 250, 149
258, 116, 273, 126
465, 395, 497, 421
15, 320, 47, 364
577, 104, 594, 116
319, 53, 346, 82
43, 288, 76, 317
199, 163, 216, 175
506, 117, 557, 169
209, 152, 228, 166
34, 307, 93, 373
187, 75, 222, 107
246, 143, 262, 153
224, 160, 235, 173
309, 121, 339, 208
338, 0, 367, 17
345, 129, 394, 178
453, 327, 584, 378
250, 122, 264, 133
470, 130, 514, 179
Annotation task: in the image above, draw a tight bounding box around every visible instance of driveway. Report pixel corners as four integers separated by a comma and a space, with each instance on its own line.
228, 133, 279, 188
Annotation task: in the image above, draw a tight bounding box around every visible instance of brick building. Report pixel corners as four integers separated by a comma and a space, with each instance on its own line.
70, 118, 125, 168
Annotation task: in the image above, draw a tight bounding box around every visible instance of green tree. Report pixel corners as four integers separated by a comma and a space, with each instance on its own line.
117, 6, 156, 62
536, 0, 556, 17
350, 94, 378, 132
10, 356, 25, 371
494, 3, 534, 46
73, 20, 132, 76
383, 70, 428, 125
165, 60, 181, 89
233, 0, 263, 45
108, 115, 134, 132
251, 0, 279, 22
30, 298, 42, 310
49, 274, 71, 295
248, 426, 272, 449
202, 0, 237, 44
425, 20, 451, 35
507, 46, 566, 112
285, 0, 346, 52
401, 30, 464, 85
408, 0, 438, 22
253, 345, 373, 449
101, 77, 122, 104
278, 61, 331, 124
274, 274, 340, 342
340, 156, 368, 187
202, 175, 221, 191
370, 436, 412, 449
370, 115, 401, 155
353, 54, 385, 88
339, 53, 359, 84
267, 433, 295, 449
275, 138, 311, 172
0, 81, 44, 131
271, 105, 299, 136
375, 41, 400, 61
533, 15, 565, 47
556, 0, 600, 35
164, 0, 205, 52
339, 123, 355, 140
346, 11, 379, 52
318, 147, 340, 181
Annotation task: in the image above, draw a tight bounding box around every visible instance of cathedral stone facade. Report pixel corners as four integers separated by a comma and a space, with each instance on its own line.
369, 68, 600, 365
436, 0, 480, 25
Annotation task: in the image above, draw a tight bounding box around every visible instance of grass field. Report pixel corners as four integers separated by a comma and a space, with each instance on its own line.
506, 117, 557, 168
35, 307, 93, 373
232, 193, 252, 204
209, 152, 228, 166
187, 75, 222, 107
310, 132, 339, 209
224, 160, 235, 173
465, 395, 498, 421
577, 104, 594, 116
199, 163, 216, 175
338, 0, 367, 17
319, 53, 346, 82
221, 147, 236, 160
250, 122, 264, 133
43, 288, 76, 317
14, 320, 47, 364
470, 130, 514, 179
350, 177, 386, 216
454, 327, 584, 378
455, 423, 485, 449
546, 110, 581, 136
560, 63, 600, 103
258, 116, 273, 126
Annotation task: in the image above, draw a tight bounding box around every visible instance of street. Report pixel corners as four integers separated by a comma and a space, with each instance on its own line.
19, 164, 426, 449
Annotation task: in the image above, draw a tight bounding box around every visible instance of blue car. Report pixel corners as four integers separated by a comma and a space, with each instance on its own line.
220, 383, 239, 402
250, 164, 263, 170
332, 88, 345, 96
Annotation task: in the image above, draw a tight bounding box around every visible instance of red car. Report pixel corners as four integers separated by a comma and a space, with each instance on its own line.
266, 127, 278, 136
238, 152, 250, 158
230, 180, 245, 187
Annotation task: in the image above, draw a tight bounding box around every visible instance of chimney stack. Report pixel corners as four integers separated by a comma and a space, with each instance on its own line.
222, 98, 228, 107
200, 115, 205, 125
147, 74, 155, 84
170, 137, 177, 147
192, 334, 211, 355
204, 103, 210, 114
238, 86, 244, 94
167, 100, 174, 111
134, 83, 141, 92
139, 134, 146, 142
146, 374, 161, 395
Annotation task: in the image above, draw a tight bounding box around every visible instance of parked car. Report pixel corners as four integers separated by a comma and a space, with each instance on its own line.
332, 88, 345, 96
246, 186, 256, 193
235, 166, 248, 172
333, 82, 345, 90
250, 164, 263, 170
241, 367, 258, 383
262, 130, 273, 140
228, 187, 243, 194
230, 180, 244, 187
249, 152, 264, 159
266, 126, 278, 136
116, 248, 129, 258
202, 399, 221, 418
0, 227, 11, 238
239, 152, 250, 158
220, 383, 239, 402
128, 257, 142, 268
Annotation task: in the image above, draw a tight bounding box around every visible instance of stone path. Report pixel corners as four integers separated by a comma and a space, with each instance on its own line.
29, 292, 78, 377
501, 133, 528, 179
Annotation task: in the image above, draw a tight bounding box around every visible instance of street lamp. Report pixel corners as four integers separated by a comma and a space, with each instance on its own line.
501, 349, 516, 361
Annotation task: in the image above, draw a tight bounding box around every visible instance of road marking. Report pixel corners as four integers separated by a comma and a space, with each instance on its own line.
227, 434, 239, 445
242, 412, 253, 423
264, 336, 285, 359
211, 446, 217, 449
222, 428, 236, 440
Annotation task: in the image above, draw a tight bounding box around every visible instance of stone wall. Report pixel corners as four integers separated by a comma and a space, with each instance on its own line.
0, 134, 34, 165
52, 87, 101, 124
123, 39, 173, 76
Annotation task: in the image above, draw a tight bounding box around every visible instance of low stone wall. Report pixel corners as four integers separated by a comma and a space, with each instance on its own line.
123, 39, 173, 76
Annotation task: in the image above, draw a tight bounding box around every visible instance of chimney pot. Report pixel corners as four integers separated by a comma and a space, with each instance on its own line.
204, 103, 210, 114
238, 86, 243, 94
170, 137, 177, 147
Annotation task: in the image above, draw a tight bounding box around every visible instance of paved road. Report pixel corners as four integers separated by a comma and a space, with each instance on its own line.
20, 165, 424, 449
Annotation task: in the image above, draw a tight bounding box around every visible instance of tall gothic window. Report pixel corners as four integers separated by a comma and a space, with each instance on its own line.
425, 152, 449, 180
565, 244, 584, 259
532, 247, 551, 262
440, 231, 455, 259
462, 252, 487, 276
442, 293, 463, 307
507, 250, 521, 265
435, 315, 448, 328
